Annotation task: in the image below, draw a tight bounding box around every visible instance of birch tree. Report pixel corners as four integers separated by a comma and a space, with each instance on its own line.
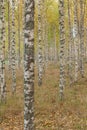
0, 0, 6, 102
59, 0, 65, 100
11, 0, 16, 94
18, 0, 21, 68
24, 0, 35, 130
38, 0, 43, 86
73, 0, 79, 82
8, 0, 11, 72
67, 0, 74, 85
79, 0, 86, 78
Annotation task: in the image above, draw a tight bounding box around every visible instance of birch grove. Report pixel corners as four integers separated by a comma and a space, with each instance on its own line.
0, 0, 87, 129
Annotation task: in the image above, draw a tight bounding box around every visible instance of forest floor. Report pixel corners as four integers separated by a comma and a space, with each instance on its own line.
0, 64, 87, 130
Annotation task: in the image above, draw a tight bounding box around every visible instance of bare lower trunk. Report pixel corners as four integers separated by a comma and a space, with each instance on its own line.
24, 0, 35, 129
18, 2, 21, 68
0, 0, 6, 102
59, 0, 65, 100
73, 0, 79, 82
11, 0, 16, 94
38, 0, 43, 86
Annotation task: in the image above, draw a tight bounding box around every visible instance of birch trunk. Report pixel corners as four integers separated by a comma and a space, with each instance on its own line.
0, 0, 6, 102
67, 0, 74, 85
59, 0, 65, 100
24, 0, 35, 130
79, 0, 86, 78
38, 0, 43, 86
11, 0, 16, 94
73, 0, 79, 82
8, 0, 11, 72
42, 0, 45, 74
18, 1, 21, 68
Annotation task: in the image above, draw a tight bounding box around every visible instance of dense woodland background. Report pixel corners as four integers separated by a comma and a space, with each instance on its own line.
0, 0, 87, 130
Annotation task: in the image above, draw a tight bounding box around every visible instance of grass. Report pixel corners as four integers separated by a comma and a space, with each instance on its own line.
0, 64, 87, 130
